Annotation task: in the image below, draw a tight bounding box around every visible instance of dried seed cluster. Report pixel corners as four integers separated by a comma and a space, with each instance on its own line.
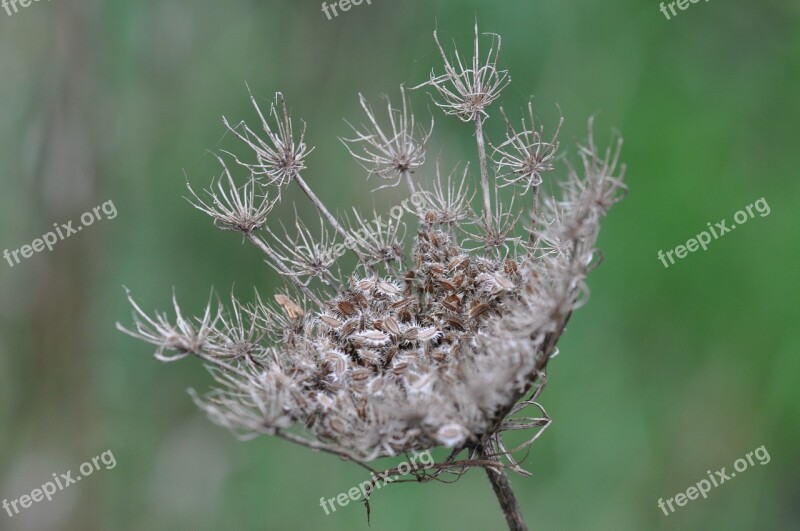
120, 23, 626, 464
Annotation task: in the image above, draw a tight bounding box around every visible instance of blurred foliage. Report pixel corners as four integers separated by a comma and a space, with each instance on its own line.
1, 0, 798, 529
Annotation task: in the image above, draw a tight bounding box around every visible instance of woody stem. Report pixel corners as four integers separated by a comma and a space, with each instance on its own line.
476, 443, 528, 531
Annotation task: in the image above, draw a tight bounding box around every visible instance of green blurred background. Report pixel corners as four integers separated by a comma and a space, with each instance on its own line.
1, 0, 798, 529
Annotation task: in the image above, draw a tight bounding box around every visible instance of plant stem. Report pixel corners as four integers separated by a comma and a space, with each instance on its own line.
474, 116, 493, 229
403, 169, 417, 196
293, 175, 348, 241
292, 174, 380, 276
527, 184, 540, 250
477, 444, 528, 531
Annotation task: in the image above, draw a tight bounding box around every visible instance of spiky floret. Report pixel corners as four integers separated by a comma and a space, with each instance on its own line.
120, 25, 626, 471
341, 86, 433, 191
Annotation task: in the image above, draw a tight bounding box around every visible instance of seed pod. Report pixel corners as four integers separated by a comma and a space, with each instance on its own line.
319, 314, 342, 329
341, 319, 359, 337
338, 300, 357, 316
441, 300, 459, 313
492, 272, 514, 292
384, 346, 399, 366
383, 316, 402, 335
325, 351, 348, 380
438, 279, 457, 291
317, 393, 335, 410
436, 423, 465, 447
391, 296, 412, 310
431, 349, 448, 363
329, 418, 346, 434
354, 293, 368, 308
391, 361, 408, 375
356, 277, 376, 291
450, 340, 463, 358
377, 280, 400, 295
398, 308, 413, 322
469, 302, 490, 319
359, 349, 383, 365
448, 255, 469, 272
354, 330, 390, 346
418, 326, 442, 342
401, 326, 419, 341
351, 368, 371, 381
446, 317, 464, 330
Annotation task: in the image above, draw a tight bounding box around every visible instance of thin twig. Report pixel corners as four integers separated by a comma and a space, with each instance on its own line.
292, 174, 368, 264
474, 115, 494, 228
402, 169, 417, 196
477, 443, 528, 531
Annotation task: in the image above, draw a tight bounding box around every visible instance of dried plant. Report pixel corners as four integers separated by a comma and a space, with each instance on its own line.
119, 22, 626, 531
341, 86, 434, 192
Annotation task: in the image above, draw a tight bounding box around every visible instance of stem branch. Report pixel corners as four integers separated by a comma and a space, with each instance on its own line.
474, 116, 493, 228
402, 169, 417, 196
293, 174, 368, 264
477, 444, 528, 531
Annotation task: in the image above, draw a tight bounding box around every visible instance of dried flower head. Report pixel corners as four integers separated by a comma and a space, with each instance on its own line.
223, 90, 312, 189
493, 101, 564, 192
119, 23, 626, 529
342, 86, 434, 191
185, 155, 276, 233
416, 21, 510, 123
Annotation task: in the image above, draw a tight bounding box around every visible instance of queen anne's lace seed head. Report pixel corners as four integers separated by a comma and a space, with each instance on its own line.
493, 102, 564, 192
186, 155, 276, 233
223, 91, 312, 189
416, 21, 510, 123
119, 24, 626, 473
342, 86, 433, 190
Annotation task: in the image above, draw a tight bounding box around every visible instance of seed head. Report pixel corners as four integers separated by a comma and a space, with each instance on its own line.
493, 102, 564, 192
223, 90, 312, 189
416, 21, 510, 123
186, 155, 276, 233
120, 25, 626, 476
342, 86, 433, 190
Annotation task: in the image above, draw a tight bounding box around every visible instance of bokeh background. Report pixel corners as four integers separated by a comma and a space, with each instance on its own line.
1, 0, 798, 530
